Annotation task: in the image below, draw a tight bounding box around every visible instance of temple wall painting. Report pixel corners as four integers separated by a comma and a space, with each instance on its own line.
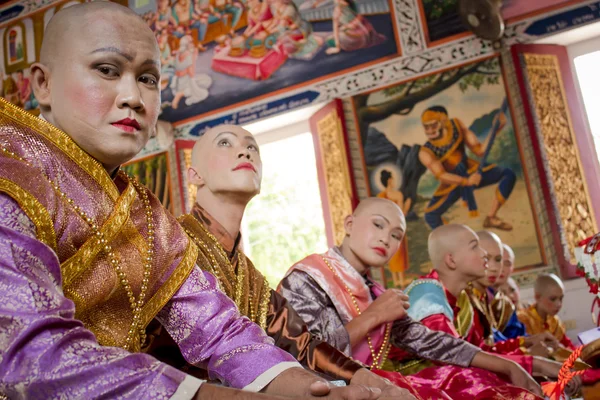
0, 9, 41, 115
128, 0, 400, 124
351, 56, 545, 287
2, 0, 599, 138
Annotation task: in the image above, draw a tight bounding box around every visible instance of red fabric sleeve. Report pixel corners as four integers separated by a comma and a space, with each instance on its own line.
582, 368, 600, 385
488, 337, 526, 355
560, 334, 576, 350
496, 354, 534, 375
420, 313, 461, 338
387, 313, 461, 361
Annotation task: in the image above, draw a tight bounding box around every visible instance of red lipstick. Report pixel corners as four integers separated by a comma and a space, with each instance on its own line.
373, 247, 387, 257
112, 118, 141, 133
233, 162, 256, 172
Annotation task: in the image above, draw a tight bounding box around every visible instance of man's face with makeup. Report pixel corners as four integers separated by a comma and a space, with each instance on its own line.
346, 201, 406, 269
190, 125, 262, 198
46, 9, 160, 171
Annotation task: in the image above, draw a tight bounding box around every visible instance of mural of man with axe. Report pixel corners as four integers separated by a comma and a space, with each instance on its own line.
417, 101, 515, 231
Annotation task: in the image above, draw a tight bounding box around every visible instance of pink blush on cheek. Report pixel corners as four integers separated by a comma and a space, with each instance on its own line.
63, 80, 114, 122
208, 153, 233, 171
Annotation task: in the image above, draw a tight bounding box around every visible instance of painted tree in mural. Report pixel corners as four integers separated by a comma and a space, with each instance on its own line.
354, 58, 501, 217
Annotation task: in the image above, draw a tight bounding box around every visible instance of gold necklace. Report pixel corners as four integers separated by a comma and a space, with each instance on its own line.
1, 146, 154, 350
320, 256, 391, 369
182, 217, 256, 322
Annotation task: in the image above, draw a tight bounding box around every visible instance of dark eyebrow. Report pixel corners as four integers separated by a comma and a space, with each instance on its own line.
90, 47, 133, 62
142, 58, 160, 68
469, 239, 478, 245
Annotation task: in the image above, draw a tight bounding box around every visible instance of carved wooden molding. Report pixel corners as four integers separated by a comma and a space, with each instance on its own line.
522, 53, 598, 261
314, 108, 354, 245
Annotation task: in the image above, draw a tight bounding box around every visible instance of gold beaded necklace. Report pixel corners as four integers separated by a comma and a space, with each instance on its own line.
320, 256, 391, 369
1, 146, 154, 350
182, 218, 259, 323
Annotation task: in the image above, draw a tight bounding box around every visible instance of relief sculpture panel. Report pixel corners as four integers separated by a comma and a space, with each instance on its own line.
316, 109, 354, 245
522, 53, 597, 259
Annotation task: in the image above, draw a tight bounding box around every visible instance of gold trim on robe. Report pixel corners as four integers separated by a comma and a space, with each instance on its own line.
0, 177, 57, 251
0, 97, 195, 352
178, 213, 271, 329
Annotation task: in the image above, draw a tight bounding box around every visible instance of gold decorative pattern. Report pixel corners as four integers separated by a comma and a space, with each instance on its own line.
140, 239, 199, 330
182, 148, 197, 209
178, 213, 270, 329
0, 177, 57, 251
455, 290, 474, 339
522, 54, 597, 259
315, 109, 354, 246
0, 100, 196, 354
321, 255, 391, 369
0, 98, 119, 201
61, 182, 137, 288
490, 291, 515, 332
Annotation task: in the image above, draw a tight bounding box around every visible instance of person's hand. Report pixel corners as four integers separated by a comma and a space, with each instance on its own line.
363, 289, 410, 325
523, 332, 560, 350
308, 381, 381, 399
263, 367, 382, 399
527, 342, 551, 358
350, 369, 417, 399
506, 362, 543, 396
466, 172, 482, 187
531, 356, 562, 378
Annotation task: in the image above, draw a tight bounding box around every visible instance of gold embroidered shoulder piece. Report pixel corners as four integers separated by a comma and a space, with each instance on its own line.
178, 213, 270, 329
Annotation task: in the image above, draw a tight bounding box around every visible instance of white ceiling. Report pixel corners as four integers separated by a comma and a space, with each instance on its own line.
242, 101, 326, 136
536, 20, 600, 45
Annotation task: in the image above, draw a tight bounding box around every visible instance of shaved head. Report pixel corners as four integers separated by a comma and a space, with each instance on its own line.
428, 224, 476, 268
427, 224, 488, 295
188, 124, 262, 205
340, 197, 406, 272
40, 2, 148, 69
534, 273, 565, 316
353, 197, 404, 220
30, 1, 161, 171
534, 273, 564, 295
500, 276, 521, 305
475, 230, 503, 287
477, 230, 502, 248
497, 243, 516, 286
190, 124, 254, 168
503, 243, 515, 261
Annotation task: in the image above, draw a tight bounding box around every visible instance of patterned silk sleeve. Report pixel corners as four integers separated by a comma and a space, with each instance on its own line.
390, 316, 480, 368
0, 194, 201, 400
155, 267, 300, 391
278, 270, 352, 355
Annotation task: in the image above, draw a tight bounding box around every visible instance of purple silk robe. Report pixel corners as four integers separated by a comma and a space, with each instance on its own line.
0, 194, 299, 399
